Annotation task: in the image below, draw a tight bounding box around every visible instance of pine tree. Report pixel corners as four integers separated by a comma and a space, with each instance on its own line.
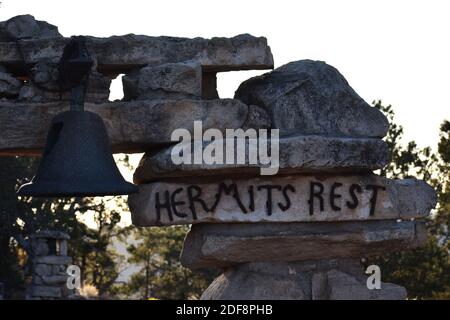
374, 101, 450, 299
0, 155, 129, 298
121, 225, 216, 299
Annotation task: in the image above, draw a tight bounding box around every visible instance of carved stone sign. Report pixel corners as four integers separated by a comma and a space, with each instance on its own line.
128, 174, 436, 226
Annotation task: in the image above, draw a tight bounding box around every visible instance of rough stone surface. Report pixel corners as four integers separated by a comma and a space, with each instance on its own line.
180, 220, 427, 269
1, 15, 61, 41
311, 272, 328, 300
60, 241, 68, 256
326, 269, 406, 300
133, 135, 389, 183
0, 23, 8, 42
241, 105, 271, 130
0, 99, 264, 155
31, 239, 50, 256
201, 260, 406, 300
30, 230, 70, 240
41, 275, 68, 285
123, 61, 202, 100
31, 285, 62, 298
1, 33, 273, 75
129, 175, 436, 226
34, 264, 52, 276
35, 255, 72, 265
52, 264, 67, 276
18, 69, 111, 103
32, 275, 44, 285
0, 71, 22, 98
235, 60, 389, 138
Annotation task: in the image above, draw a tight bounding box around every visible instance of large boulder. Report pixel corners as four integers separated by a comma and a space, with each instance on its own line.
1, 15, 61, 40
0, 71, 22, 98
18, 69, 111, 103
133, 135, 389, 183
235, 60, 389, 138
201, 260, 406, 300
123, 61, 202, 101
181, 221, 426, 269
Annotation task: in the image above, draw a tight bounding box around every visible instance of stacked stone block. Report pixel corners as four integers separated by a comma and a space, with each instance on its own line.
0, 15, 437, 300
0, 15, 273, 156
128, 62, 437, 299
26, 230, 72, 300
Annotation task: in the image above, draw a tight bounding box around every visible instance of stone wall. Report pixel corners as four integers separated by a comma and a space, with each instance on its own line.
0, 14, 273, 156
0, 14, 437, 300
26, 230, 73, 300
127, 54, 436, 299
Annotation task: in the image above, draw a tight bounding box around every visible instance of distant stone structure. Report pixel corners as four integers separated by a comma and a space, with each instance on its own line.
0, 15, 437, 300
26, 230, 72, 300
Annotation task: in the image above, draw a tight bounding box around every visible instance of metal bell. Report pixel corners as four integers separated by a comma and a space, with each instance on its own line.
18, 36, 138, 197
17, 110, 138, 197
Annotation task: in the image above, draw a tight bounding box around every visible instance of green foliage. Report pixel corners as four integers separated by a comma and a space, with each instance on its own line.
379, 236, 450, 299
0, 156, 92, 297
0, 155, 130, 298
68, 198, 128, 296
119, 225, 216, 300
373, 100, 439, 181
373, 101, 450, 299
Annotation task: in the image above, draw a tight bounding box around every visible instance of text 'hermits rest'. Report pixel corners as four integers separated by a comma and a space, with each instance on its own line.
0, 14, 437, 300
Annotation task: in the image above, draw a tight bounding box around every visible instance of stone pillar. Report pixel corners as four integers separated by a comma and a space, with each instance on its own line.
127, 60, 437, 300
26, 230, 73, 300
181, 222, 423, 300
201, 260, 406, 300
